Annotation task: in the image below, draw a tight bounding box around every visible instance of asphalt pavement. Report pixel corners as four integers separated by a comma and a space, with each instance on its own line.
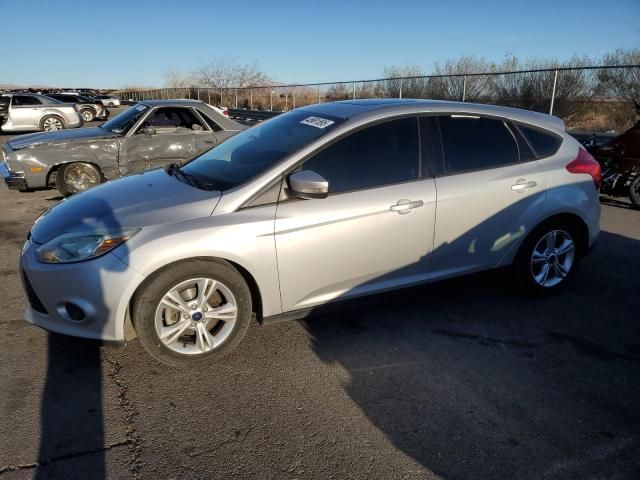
0, 150, 639, 479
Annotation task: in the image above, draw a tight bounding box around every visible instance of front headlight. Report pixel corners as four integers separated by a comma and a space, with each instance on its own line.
36, 228, 139, 264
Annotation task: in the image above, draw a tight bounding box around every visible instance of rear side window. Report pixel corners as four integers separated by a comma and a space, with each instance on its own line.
198, 109, 222, 132
303, 117, 420, 193
439, 116, 519, 174
518, 125, 562, 158
12, 95, 42, 106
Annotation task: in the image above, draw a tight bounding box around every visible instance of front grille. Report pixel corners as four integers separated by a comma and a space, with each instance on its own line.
21, 270, 48, 314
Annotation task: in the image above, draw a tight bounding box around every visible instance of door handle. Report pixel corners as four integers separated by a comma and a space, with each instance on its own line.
511, 179, 537, 192
390, 199, 424, 214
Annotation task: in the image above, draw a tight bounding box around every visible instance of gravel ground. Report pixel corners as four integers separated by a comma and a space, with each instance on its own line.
0, 122, 639, 479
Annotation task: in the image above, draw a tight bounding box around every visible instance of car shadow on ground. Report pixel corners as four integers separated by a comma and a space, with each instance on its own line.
32, 196, 128, 479
303, 230, 640, 479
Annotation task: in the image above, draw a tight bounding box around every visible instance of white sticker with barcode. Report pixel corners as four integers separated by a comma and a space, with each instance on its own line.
300, 116, 335, 129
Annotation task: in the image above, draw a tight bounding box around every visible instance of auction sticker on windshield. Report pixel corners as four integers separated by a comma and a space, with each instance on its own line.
300, 116, 335, 129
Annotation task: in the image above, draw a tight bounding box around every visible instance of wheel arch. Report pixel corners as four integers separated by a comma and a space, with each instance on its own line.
46, 160, 106, 187
126, 255, 265, 337
522, 212, 590, 256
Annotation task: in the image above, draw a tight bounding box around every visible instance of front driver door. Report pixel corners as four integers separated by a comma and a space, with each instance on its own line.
274, 116, 437, 313
119, 106, 202, 175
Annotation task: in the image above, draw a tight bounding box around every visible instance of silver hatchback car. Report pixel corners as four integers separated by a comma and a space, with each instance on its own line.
20, 99, 601, 366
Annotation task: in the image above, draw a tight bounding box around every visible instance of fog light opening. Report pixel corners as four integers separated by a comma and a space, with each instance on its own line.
64, 302, 86, 321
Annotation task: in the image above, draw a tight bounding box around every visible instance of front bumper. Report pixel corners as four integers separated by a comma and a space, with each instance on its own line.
20, 240, 145, 343
0, 161, 27, 190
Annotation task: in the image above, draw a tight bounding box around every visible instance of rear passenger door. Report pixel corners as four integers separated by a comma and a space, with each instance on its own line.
431, 115, 548, 276
10, 95, 42, 130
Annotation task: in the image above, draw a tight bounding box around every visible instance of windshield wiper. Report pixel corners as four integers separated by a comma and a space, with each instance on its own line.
165, 162, 202, 189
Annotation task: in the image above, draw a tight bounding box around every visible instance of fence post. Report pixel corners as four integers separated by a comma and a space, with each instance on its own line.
293, 88, 296, 108
197, 89, 200, 101
549, 69, 558, 115
399, 78, 403, 99
235, 89, 238, 108
317, 87, 321, 104
285, 93, 288, 110
462, 75, 467, 102
207, 90, 211, 104
352, 82, 356, 99
270, 90, 273, 111
250, 90, 253, 109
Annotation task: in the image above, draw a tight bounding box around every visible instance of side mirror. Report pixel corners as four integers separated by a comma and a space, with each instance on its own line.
288, 170, 329, 199
142, 126, 156, 135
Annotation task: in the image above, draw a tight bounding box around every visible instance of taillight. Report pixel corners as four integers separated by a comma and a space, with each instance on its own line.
566, 146, 602, 189
223, 109, 229, 116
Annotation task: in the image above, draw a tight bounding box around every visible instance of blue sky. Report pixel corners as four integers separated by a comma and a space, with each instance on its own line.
1, 0, 638, 88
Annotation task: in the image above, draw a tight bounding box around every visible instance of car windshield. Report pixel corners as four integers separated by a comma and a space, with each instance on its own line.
181, 110, 345, 191
100, 104, 149, 133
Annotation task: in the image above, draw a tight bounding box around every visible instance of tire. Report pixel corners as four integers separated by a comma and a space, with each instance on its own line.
40, 115, 65, 132
629, 176, 640, 210
132, 259, 252, 367
108, 102, 115, 107
80, 108, 96, 123
513, 220, 582, 295
56, 162, 103, 196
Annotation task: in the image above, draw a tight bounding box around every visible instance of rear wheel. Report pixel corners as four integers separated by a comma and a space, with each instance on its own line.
132, 259, 252, 367
80, 108, 95, 122
629, 176, 640, 210
40, 115, 65, 132
56, 162, 103, 196
514, 221, 581, 294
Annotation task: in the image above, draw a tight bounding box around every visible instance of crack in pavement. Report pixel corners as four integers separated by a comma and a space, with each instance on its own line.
0, 440, 131, 476
105, 354, 143, 479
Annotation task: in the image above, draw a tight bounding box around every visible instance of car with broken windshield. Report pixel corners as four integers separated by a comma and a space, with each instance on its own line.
0, 99, 244, 196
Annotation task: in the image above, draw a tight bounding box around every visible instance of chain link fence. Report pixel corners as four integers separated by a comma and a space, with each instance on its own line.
118, 65, 639, 132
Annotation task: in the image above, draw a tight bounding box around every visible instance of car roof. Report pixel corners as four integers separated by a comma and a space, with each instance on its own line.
298, 98, 565, 132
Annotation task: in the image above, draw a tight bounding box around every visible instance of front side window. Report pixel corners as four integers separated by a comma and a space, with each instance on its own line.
439, 115, 519, 174
139, 107, 205, 132
12, 95, 42, 106
302, 117, 419, 193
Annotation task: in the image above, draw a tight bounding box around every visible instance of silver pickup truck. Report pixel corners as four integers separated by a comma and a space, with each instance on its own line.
0, 93, 82, 132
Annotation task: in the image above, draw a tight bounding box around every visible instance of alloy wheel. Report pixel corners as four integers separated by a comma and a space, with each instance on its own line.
530, 230, 575, 287
154, 278, 238, 355
43, 117, 63, 131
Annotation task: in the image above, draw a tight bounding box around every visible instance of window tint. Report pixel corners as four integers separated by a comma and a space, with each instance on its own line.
140, 107, 205, 131
198, 109, 222, 132
302, 117, 419, 193
439, 116, 518, 174
12, 95, 42, 106
518, 125, 562, 158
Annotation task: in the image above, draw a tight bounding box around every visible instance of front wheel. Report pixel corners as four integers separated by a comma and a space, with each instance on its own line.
132, 259, 252, 366
514, 222, 580, 294
629, 176, 640, 210
56, 162, 103, 196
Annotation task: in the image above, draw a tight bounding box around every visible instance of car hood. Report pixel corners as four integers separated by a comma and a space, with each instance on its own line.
30, 168, 221, 244
8, 127, 120, 150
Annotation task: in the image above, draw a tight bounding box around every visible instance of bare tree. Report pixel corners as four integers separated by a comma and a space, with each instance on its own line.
598, 49, 640, 117
164, 69, 192, 88
192, 58, 271, 89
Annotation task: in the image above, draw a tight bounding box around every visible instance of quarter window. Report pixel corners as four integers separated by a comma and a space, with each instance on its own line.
439, 116, 519, 174
198, 109, 222, 132
302, 117, 420, 193
518, 125, 562, 158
